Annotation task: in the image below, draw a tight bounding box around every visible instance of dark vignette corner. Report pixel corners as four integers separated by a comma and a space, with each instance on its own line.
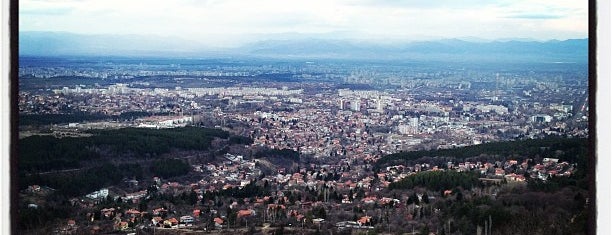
587, 0, 597, 234
10, 0, 19, 234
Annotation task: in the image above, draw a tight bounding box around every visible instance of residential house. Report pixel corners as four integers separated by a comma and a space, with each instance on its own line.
357, 216, 372, 226
237, 209, 256, 218
117, 221, 129, 231
164, 218, 179, 228
193, 209, 201, 217
151, 217, 163, 227
213, 217, 224, 228
179, 215, 195, 226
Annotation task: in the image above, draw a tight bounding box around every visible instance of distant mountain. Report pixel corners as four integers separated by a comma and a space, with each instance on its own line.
239, 38, 394, 59
19, 31, 215, 57
241, 38, 588, 62
20, 31, 587, 63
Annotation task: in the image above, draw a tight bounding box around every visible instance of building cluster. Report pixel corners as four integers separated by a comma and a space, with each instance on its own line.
39, 144, 577, 233
19, 60, 588, 233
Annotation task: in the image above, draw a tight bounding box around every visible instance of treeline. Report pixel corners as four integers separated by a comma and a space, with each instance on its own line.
201, 180, 270, 200
150, 159, 191, 178
229, 135, 254, 145
19, 111, 154, 126
423, 137, 591, 235
221, 180, 269, 199
388, 171, 481, 191
254, 148, 299, 160
18, 127, 229, 173
435, 187, 588, 235
20, 163, 143, 197
527, 172, 588, 192
88, 127, 228, 156
376, 137, 588, 168
20, 113, 109, 126
19, 135, 99, 173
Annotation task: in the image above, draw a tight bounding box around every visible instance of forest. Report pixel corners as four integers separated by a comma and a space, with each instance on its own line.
376, 137, 588, 169
19, 127, 229, 173
254, 148, 300, 161
18, 127, 234, 198
20, 163, 143, 198
388, 171, 481, 191
385, 137, 591, 235
19, 111, 155, 126
150, 159, 191, 178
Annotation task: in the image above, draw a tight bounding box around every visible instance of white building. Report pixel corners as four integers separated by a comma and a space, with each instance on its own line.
86, 188, 109, 200
352, 99, 361, 112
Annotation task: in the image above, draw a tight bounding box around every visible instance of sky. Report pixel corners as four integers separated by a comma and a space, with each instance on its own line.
19, 0, 588, 47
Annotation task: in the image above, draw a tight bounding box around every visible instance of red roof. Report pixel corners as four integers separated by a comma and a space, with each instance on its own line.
67, 219, 76, 226
237, 209, 254, 218
167, 218, 179, 224
357, 216, 371, 225
126, 209, 141, 214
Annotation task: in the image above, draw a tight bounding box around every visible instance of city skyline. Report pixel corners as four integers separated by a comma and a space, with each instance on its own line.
20, 0, 588, 48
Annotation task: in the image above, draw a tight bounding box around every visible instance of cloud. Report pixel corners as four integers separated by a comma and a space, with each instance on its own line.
20, 7, 73, 15
18, 0, 588, 47
342, 0, 504, 9
505, 14, 564, 19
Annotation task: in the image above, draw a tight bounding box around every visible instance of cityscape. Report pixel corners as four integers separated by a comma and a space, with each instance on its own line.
14, 0, 592, 235
17, 56, 590, 235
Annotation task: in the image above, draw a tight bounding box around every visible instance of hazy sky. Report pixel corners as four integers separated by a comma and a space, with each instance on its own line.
20, 0, 588, 47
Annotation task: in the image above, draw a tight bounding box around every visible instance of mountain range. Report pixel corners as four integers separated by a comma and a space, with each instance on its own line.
19, 31, 588, 63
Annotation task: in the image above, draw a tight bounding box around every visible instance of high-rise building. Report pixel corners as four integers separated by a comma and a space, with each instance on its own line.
376, 97, 384, 112
352, 99, 361, 111
410, 117, 419, 128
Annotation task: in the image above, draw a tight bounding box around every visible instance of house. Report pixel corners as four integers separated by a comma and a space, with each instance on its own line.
125, 209, 141, 217
214, 217, 224, 228
86, 188, 109, 200
164, 218, 179, 228
153, 177, 161, 184
312, 218, 325, 224
101, 208, 116, 218
117, 221, 129, 230
341, 197, 352, 204
381, 197, 400, 205
237, 209, 255, 218
361, 196, 377, 204
287, 209, 300, 219
336, 221, 363, 229
152, 208, 168, 217
121, 190, 147, 203
357, 216, 371, 226
27, 185, 41, 193
267, 204, 286, 211
151, 217, 163, 227
193, 209, 201, 217
67, 219, 76, 228
179, 215, 195, 225
543, 158, 559, 163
